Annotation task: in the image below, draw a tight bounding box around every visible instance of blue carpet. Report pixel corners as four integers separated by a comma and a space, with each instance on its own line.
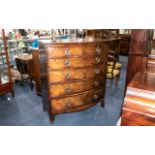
0, 56, 128, 126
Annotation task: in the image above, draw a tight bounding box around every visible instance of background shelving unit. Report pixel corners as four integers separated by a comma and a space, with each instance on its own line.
0, 29, 14, 97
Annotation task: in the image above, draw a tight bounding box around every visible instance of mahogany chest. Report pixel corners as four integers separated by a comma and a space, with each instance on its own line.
39, 38, 111, 121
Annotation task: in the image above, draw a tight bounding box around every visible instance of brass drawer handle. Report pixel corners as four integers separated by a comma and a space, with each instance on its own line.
65, 73, 70, 79
95, 69, 100, 74
95, 57, 100, 63
64, 60, 70, 66
64, 101, 72, 107
94, 94, 98, 100
65, 48, 70, 56
65, 87, 71, 93
96, 46, 101, 54
94, 81, 99, 86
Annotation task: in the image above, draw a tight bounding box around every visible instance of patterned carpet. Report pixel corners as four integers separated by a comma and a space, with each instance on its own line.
0, 56, 128, 126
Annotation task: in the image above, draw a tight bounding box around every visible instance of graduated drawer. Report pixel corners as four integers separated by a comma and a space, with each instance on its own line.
49, 76, 105, 98
46, 44, 107, 58
47, 54, 107, 70
84, 43, 108, 56
48, 64, 106, 83
50, 88, 104, 112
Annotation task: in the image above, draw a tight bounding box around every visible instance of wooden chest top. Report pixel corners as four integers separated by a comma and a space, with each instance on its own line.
39, 37, 120, 45
128, 72, 155, 94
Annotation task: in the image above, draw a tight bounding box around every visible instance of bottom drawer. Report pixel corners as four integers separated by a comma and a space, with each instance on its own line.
50, 88, 104, 113
49, 76, 105, 98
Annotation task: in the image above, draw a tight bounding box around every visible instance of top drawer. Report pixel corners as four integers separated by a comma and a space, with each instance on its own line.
46, 43, 107, 58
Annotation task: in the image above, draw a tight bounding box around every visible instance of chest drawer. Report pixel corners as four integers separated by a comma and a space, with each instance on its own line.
49, 76, 105, 98
46, 44, 107, 58
50, 88, 104, 112
84, 44, 107, 56
48, 64, 107, 83
47, 54, 107, 70
47, 45, 83, 58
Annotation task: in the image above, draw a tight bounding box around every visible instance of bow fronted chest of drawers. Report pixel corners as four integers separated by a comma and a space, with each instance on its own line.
39, 38, 113, 121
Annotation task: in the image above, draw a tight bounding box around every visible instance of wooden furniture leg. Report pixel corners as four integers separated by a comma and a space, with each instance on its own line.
101, 100, 104, 108
11, 90, 15, 97
50, 114, 55, 122
30, 77, 33, 90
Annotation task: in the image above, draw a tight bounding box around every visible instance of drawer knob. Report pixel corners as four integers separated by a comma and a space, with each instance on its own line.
65, 73, 70, 79
65, 48, 70, 56
96, 46, 101, 54
95, 69, 100, 74
64, 101, 72, 107
95, 57, 100, 63
94, 94, 98, 100
94, 81, 99, 86
64, 60, 70, 66
65, 87, 71, 93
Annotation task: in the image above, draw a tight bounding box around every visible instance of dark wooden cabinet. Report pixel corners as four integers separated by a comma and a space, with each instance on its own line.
125, 30, 152, 89
108, 38, 121, 59
119, 34, 131, 55
32, 49, 41, 95
0, 29, 14, 97
39, 38, 116, 121
86, 29, 119, 39
121, 29, 155, 126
